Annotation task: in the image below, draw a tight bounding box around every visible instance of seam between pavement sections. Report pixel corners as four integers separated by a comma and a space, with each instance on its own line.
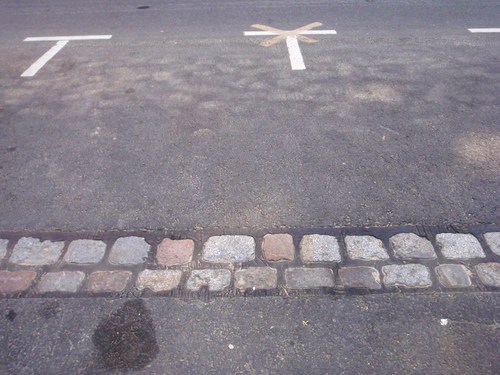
0, 225, 499, 298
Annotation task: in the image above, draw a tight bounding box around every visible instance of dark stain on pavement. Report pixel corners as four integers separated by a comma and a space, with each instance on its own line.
6, 309, 17, 322
136, 6, 150, 10
38, 301, 62, 319
92, 299, 159, 371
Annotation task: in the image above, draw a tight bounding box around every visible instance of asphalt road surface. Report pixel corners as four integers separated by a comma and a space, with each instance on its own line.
1, 0, 499, 232
1, 293, 499, 374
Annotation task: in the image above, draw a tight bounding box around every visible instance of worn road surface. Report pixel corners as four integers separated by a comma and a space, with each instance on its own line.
1, 0, 499, 231
1, 293, 499, 374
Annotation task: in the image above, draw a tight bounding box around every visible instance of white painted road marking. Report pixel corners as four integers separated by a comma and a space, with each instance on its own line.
468, 28, 500, 33
285, 36, 306, 70
21, 40, 68, 77
24, 35, 112, 42
21, 35, 112, 77
244, 23, 336, 71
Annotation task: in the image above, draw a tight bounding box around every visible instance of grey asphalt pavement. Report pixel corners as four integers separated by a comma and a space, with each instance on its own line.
0, 0, 498, 232
1, 293, 499, 374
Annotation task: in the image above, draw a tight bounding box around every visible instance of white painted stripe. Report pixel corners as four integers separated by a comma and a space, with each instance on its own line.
244, 30, 336, 36
468, 28, 500, 33
24, 35, 112, 42
21, 40, 68, 77
286, 36, 305, 70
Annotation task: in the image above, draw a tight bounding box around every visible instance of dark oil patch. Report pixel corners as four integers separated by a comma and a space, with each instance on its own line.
92, 299, 159, 371
137, 5, 150, 9
6, 309, 17, 322
38, 301, 62, 319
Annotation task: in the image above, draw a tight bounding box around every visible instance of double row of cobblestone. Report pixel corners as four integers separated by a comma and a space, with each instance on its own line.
0, 230, 499, 296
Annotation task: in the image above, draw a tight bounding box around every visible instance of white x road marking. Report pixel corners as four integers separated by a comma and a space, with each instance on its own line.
244, 23, 336, 70
21, 35, 112, 77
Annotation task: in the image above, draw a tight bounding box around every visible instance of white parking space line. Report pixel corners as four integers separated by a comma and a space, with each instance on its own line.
244, 30, 337, 36
21, 40, 68, 77
21, 35, 112, 77
468, 28, 500, 33
24, 35, 112, 41
286, 36, 306, 70
244, 23, 336, 71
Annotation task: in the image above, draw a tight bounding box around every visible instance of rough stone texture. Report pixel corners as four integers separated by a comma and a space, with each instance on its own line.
202, 236, 255, 263
345, 236, 389, 261
10, 237, 64, 266
285, 268, 334, 289
136, 270, 183, 292
484, 232, 500, 256
64, 239, 106, 264
37, 271, 85, 293
0, 271, 37, 293
382, 264, 432, 288
0, 239, 8, 260
156, 238, 194, 266
109, 237, 150, 265
435, 264, 472, 288
234, 267, 277, 291
390, 233, 436, 259
300, 235, 341, 263
338, 267, 381, 290
475, 263, 500, 287
187, 269, 231, 291
88, 271, 132, 293
436, 233, 485, 259
261, 234, 294, 261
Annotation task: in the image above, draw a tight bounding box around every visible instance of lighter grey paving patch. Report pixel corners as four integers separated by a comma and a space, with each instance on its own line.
10, 237, 64, 266
436, 233, 485, 259
109, 237, 150, 265
37, 271, 85, 293
389, 233, 436, 259
382, 264, 432, 288
64, 240, 106, 264
300, 235, 341, 262
136, 270, 183, 292
345, 236, 389, 261
484, 232, 500, 256
187, 269, 231, 291
202, 236, 255, 263
0, 239, 8, 260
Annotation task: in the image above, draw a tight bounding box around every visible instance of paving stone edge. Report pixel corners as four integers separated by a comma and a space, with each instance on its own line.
0, 225, 499, 298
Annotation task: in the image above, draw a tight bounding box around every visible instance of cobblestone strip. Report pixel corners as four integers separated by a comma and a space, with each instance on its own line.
0, 229, 499, 297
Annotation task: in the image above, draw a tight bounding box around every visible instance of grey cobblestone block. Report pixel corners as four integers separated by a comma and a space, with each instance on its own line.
202, 236, 255, 263
484, 232, 500, 256
10, 237, 64, 266
234, 267, 277, 291
435, 264, 472, 288
109, 237, 150, 265
475, 263, 500, 287
261, 234, 294, 261
345, 236, 389, 261
382, 264, 432, 288
285, 268, 334, 289
37, 271, 85, 293
136, 270, 183, 292
390, 233, 436, 259
88, 271, 132, 293
0, 239, 8, 260
436, 233, 485, 259
64, 239, 106, 264
187, 269, 232, 291
338, 267, 381, 290
0, 271, 37, 293
300, 235, 341, 263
